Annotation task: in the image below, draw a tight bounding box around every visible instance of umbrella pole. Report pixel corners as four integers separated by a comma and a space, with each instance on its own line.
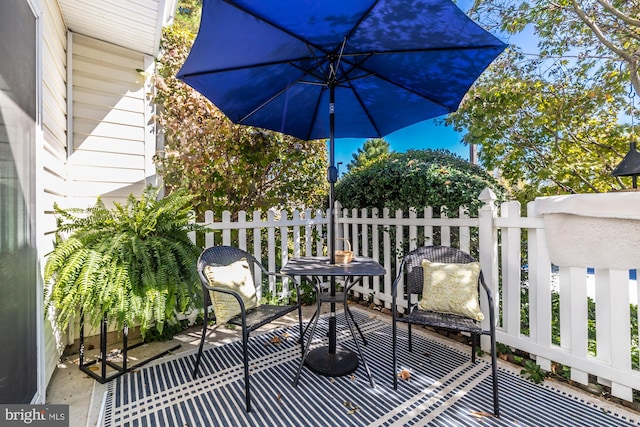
328, 83, 337, 264
328, 82, 338, 355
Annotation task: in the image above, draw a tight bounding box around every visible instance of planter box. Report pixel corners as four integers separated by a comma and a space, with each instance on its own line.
534, 192, 640, 269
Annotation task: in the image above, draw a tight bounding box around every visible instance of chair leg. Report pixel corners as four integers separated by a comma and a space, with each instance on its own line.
491, 332, 500, 417
193, 305, 209, 378
471, 333, 477, 363
296, 303, 305, 355
392, 316, 398, 390
243, 329, 251, 412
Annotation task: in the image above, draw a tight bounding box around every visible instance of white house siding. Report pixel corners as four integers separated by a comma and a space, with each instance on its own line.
66, 33, 154, 208
40, 9, 160, 385
40, 0, 68, 388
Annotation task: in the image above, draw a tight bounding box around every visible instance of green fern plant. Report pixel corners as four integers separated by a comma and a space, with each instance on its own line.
44, 186, 203, 336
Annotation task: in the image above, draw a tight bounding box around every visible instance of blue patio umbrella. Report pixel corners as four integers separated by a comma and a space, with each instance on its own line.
177, 0, 505, 378
178, 0, 505, 262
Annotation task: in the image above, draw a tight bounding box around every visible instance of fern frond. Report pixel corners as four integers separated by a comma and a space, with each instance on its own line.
46, 186, 201, 336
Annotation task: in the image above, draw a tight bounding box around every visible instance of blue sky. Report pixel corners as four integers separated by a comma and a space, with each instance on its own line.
333, 120, 468, 173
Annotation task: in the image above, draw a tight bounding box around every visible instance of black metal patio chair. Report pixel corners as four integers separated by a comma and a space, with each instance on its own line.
192, 245, 304, 412
391, 245, 499, 416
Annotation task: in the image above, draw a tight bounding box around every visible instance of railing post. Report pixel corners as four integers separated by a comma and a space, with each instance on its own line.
501, 201, 521, 338
527, 200, 552, 372
478, 188, 498, 350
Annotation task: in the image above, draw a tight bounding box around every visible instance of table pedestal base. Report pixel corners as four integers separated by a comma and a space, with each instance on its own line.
305, 346, 359, 377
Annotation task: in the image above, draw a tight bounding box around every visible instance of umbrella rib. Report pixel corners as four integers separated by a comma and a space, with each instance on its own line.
219, 0, 338, 63
179, 56, 323, 79
338, 55, 455, 111
335, 52, 374, 85
236, 81, 302, 124
348, 80, 382, 137
179, 43, 501, 79
290, 63, 328, 85
344, 44, 506, 56
341, 0, 383, 45
305, 86, 326, 141
333, 44, 503, 110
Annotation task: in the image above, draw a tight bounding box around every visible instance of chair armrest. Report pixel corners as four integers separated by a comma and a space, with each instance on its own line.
203, 285, 249, 314
479, 272, 495, 310
479, 272, 497, 328
264, 270, 303, 291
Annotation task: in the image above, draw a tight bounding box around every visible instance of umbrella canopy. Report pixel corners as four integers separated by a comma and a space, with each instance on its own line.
177, 0, 506, 262
178, 0, 506, 141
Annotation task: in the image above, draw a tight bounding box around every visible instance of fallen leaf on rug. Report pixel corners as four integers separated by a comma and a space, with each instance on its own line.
270, 336, 282, 344
281, 332, 291, 340
344, 401, 359, 415
470, 410, 494, 419
398, 369, 411, 381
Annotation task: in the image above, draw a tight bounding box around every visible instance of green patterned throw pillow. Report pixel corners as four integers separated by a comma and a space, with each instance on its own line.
418, 259, 484, 321
204, 259, 259, 325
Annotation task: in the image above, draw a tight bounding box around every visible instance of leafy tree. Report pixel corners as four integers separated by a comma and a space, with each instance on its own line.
471, 0, 640, 95
154, 20, 327, 218
347, 138, 393, 171
446, 49, 630, 202
335, 149, 504, 216
444, 0, 640, 202
174, 0, 202, 34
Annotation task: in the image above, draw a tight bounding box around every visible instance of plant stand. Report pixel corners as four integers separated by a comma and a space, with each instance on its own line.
78, 313, 181, 383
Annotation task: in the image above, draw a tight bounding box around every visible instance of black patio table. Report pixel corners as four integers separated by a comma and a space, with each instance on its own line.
281, 256, 385, 383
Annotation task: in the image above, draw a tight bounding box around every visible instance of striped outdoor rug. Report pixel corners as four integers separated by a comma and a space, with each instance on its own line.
102, 308, 639, 426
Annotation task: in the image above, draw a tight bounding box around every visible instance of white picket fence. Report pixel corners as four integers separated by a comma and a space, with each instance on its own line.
196, 188, 640, 402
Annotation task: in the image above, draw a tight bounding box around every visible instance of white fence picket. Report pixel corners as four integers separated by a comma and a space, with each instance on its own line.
501, 201, 522, 337
565, 266, 589, 386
